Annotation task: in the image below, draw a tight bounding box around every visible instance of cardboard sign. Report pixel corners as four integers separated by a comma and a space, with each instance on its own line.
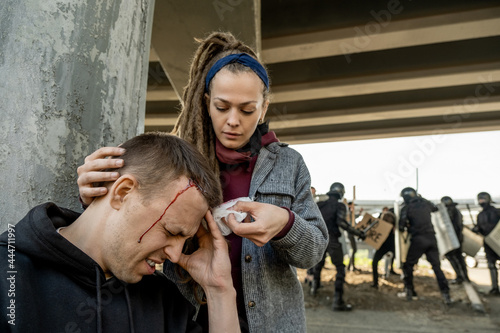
355, 213, 393, 250
393, 201, 410, 266
398, 229, 410, 263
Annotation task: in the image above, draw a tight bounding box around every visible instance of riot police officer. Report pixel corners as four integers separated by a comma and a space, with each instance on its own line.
441, 196, 469, 284
310, 182, 366, 311
398, 187, 451, 304
472, 192, 500, 295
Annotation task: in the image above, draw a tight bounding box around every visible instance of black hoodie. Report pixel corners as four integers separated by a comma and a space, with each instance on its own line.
0, 203, 202, 333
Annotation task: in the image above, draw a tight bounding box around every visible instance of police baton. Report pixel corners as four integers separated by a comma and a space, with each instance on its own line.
362, 218, 379, 234
466, 203, 477, 227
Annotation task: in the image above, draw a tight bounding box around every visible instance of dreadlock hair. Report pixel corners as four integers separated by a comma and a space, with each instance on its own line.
172, 31, 270, 178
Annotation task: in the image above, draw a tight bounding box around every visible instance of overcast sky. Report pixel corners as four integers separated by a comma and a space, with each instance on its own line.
290, 130, 500, 203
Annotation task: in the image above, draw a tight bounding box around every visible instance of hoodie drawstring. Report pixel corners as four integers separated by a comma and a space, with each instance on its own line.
95, 266, 103, 333
94, 266, 135, 333
124, 286, 135, 333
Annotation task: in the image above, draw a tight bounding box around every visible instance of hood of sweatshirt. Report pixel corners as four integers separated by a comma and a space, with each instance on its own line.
0, 202, 203, 333
0, 203, 135, 333
0, 202, 105, 287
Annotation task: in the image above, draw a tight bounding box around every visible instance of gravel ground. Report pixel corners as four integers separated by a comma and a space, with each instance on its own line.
298, 259, 500, 332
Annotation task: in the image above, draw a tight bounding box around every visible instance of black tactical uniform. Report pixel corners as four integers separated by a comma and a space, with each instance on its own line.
441, 196, 469, 284
310, 182, 365, 311
399, 187, 451, 304
473, 192, 500, 295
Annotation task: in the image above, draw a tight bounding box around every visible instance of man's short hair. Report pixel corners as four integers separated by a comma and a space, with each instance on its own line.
109, 132, 222, 208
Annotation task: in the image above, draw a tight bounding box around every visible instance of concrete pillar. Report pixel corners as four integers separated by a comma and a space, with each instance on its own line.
0, 0, 155, 231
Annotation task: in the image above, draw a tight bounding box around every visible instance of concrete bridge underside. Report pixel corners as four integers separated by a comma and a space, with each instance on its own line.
145, 0, 500, 144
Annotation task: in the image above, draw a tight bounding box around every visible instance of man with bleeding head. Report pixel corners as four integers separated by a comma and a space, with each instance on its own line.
0, 132, 240, 333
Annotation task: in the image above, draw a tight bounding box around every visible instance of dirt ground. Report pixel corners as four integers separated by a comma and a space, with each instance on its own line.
297, 257, 500, 332
298, 260, 467, 313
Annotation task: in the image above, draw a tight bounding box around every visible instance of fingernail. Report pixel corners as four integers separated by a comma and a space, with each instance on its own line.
115, 159, 124, 167
99, 188, 107, 194
118, 148, 126, 154
111, 172, 119, 178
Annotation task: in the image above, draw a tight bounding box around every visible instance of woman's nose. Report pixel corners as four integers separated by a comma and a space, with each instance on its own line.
226, 109, 239, 126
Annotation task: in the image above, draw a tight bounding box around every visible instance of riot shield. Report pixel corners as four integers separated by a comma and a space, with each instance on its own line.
462, 226, 483, 257
485, 221, 500, 257
431, 203, 460, 258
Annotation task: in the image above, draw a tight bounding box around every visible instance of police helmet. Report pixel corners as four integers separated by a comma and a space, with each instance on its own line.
327, 182, 345, 199
477, 192, 493, 206
400, 187, 417, 204
440, 196, 455, 206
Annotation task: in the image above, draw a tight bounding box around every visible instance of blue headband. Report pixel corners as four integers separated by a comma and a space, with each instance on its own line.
205, 53, 269, 92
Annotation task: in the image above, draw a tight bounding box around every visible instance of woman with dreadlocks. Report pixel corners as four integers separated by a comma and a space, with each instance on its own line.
76, 31, 328, 333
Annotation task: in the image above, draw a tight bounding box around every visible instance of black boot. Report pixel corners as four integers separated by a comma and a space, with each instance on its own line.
304, 274, 313, 287
405, 287, 414, 301
458, 254, 470, 282
310, 279, 320, 297
489, 268, 500, 296
448, 257, 463, 284
332, 292, 352, 311
488, 288, 500, 296
442, 291, 452, 305
372, 270, 379, 289
398, 287, 417, 301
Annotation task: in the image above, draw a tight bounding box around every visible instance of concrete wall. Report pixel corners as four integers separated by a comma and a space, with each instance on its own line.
0, 0, 155, 232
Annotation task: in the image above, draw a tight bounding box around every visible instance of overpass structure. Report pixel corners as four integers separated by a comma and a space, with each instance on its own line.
144, 0, 500, 144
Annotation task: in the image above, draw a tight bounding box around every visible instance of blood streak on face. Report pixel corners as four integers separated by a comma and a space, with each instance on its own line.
137, 179, 201, 243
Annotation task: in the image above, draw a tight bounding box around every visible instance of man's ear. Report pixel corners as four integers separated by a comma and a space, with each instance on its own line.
109, 175, 138, 210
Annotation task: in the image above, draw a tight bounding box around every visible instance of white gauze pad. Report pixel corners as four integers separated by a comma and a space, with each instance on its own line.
212, 197, 253, 236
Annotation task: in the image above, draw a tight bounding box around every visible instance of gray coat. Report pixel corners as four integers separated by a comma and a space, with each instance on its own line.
165, 141, 328, 333
243, 141, 328, 332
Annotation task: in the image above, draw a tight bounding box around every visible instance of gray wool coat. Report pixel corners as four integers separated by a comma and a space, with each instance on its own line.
165, 141, 328, 333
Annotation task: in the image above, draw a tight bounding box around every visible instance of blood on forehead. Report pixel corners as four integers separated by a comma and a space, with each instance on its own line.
137, 179, 202, 243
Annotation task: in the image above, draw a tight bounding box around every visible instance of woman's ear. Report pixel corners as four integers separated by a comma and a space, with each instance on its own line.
109, 175, 138, 210
261, 99, 269, 120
